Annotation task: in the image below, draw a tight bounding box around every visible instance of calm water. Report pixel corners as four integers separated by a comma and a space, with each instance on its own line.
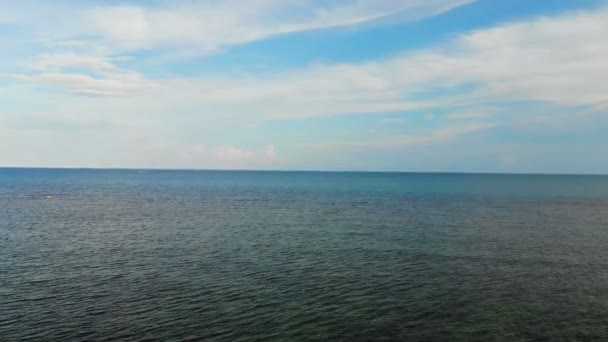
2, 169, 608, 341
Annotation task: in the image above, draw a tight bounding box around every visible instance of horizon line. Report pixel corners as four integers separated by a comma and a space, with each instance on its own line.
1, 166, 607, 177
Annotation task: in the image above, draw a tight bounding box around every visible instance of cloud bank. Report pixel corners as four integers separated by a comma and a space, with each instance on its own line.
1, 1, 607, 171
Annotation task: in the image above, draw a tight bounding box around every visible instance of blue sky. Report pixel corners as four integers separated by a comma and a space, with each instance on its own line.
1, 0, 607, 173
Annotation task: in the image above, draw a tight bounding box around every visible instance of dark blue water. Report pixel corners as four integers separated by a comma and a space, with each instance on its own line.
2, 169, 608, 341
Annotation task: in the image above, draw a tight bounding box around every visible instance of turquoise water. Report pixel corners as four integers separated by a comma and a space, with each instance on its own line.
2, 169, 608, 341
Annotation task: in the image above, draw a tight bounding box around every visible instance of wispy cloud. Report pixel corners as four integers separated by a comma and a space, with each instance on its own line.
2, 1, 608, 171
14, 5, 608, 118
31, 53, 128, 73
0, 0, 475, 58
86, 0, 475, 53
14, 53, 151, 96
15, 72, 152, 96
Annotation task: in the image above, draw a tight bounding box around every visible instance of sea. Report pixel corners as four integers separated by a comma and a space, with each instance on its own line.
1, 168, 608, 341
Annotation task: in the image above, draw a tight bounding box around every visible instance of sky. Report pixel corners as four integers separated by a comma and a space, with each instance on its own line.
0, 0, 607, 173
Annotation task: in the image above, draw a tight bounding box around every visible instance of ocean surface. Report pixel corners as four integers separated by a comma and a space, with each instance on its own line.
2, 168, 608, 341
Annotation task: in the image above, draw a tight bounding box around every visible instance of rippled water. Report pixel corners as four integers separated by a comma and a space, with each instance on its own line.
2, 169, 608, 341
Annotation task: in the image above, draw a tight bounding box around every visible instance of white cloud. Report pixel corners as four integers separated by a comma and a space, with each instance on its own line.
12, 53, 151, 96
15, 72, 153, 96
31, 53, 128, 73
16, 5, 608, 119
249, 6, 608, 115
3, 2, 608, 170
86, 0, 475, 52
